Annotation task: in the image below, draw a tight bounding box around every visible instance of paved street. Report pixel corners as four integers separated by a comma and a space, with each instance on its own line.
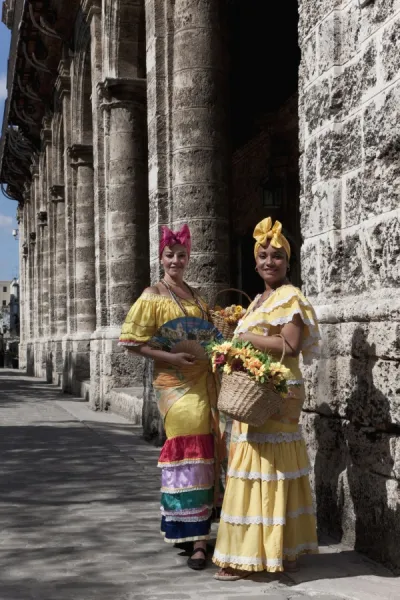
0, 369, 398, 600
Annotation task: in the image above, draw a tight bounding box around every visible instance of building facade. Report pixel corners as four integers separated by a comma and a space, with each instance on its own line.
0, 280, 10, 309
0, 0, 399, 570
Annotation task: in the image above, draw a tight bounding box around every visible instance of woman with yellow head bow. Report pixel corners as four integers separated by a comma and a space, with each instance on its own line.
213, 217, 320, 581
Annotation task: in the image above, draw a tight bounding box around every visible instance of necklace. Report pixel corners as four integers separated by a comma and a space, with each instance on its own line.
161, 279, 208, 321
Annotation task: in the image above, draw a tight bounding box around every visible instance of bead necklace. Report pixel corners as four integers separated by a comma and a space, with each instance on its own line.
161, 279, 208, 321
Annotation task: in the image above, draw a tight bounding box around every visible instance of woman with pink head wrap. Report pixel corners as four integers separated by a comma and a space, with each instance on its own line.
119, 223, 224, 572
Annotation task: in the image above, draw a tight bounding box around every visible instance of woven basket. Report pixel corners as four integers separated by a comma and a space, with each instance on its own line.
217, 335, 286, 426
210, 288, 252, 340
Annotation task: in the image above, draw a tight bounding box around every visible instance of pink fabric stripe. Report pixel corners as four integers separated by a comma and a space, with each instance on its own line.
161, 462, 215, 490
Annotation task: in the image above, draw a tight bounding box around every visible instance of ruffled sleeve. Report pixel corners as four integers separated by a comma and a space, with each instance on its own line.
119, 294, 158, 347
236, 285, 321, 363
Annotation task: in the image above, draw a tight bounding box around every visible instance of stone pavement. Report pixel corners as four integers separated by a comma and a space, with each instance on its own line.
0, 369, 399, 600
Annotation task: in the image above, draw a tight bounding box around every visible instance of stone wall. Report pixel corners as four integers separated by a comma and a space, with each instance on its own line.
298, 0, 400, 570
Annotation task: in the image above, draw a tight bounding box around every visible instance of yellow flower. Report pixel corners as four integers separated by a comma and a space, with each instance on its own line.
216, 342, 233, 354
223, 364, 232, 375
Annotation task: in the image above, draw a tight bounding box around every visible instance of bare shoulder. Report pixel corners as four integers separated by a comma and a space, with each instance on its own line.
142, 285, 161, 295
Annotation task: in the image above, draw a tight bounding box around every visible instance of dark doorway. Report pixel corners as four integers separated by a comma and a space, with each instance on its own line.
228, 0, 301, 298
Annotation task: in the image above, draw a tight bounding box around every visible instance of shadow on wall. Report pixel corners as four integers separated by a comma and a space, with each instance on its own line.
26, 344, 35, 376
314, 327, 400, 572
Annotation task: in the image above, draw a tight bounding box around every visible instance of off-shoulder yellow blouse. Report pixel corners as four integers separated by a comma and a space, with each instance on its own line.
119, 292, 208, 346
235, 284, 320, 365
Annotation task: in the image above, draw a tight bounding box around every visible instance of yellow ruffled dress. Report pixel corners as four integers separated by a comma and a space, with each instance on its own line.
213, 284, 320, 572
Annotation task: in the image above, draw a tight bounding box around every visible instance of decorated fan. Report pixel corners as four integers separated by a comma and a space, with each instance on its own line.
148, 316, 223, 359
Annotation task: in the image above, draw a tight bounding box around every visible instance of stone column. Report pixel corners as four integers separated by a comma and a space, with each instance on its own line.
49, 184, 67, 383
143, 0, 231, 442
98, 77, 149, 398
67, 144, 96, 386
171, 0, 230, 300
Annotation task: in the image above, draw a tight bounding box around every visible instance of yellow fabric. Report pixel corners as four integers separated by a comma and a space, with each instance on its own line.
253, 217, 291, 260
235, 284, 320, 366
213, 286, 320, 572
165, 373, 211, 438
119, 292, 208, 344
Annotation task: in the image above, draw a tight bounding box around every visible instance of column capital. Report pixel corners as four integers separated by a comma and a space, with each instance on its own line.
55, 58, 71, 100
68, 144, 93, 167
97, 77, 147, 107
49, 184, 65, 203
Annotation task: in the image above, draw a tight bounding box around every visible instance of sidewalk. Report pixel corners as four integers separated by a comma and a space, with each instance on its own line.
0, 369, 398, 600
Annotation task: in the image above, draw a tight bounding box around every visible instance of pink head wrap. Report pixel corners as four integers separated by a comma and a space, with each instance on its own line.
159, 224, 191, 258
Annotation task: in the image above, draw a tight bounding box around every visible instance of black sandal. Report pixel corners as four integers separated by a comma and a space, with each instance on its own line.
187, 547, 207, 570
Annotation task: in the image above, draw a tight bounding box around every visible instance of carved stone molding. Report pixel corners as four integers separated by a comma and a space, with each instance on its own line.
49, 184, 65, 203
37, 211, 48, 227
29, 231, 36, 244
55, 58, 71, 100
68, 144, 94, 167
97, 77, 147, 109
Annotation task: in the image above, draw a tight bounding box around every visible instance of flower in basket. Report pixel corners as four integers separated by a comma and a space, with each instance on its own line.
207, 338, 292, 395
213, 304, 246, 326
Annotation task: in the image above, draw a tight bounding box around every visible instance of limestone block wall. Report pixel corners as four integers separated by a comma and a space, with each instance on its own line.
298, 0, 400, 570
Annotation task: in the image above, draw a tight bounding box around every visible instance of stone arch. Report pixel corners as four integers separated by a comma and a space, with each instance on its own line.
103, 0, 146, 79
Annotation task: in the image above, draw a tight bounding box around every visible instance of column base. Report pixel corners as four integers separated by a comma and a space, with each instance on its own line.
62, 332, 93, 396
90, 326, 145, 413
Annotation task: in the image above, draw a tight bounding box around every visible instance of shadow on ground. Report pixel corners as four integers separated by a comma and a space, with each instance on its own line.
0, 369, 398, 600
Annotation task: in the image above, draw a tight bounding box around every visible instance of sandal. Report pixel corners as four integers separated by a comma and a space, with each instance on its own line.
187, 547, 207, 571
214, 568, 250, 581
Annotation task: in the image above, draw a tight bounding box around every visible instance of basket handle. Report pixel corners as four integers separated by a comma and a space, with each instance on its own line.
213, 288, 252, 307
273, 333, 286, 364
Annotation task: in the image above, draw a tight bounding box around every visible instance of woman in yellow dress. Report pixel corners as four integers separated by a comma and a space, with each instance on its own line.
213, 217, 320, 580
119, 224, 224, 571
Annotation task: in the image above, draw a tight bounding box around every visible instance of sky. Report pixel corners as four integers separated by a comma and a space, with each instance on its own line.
0, 22, 19, 282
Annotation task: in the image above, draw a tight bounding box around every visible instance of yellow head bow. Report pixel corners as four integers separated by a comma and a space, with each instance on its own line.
253, 217, 291, 260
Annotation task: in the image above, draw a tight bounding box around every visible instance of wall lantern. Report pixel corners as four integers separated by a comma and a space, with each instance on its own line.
12, 228, 19, 240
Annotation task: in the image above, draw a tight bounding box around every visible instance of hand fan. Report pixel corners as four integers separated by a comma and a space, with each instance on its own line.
148, 317, 223, 359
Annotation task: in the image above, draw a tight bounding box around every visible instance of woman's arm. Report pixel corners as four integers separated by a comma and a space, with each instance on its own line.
126, 344, 195, 367
238, 314, 304, 358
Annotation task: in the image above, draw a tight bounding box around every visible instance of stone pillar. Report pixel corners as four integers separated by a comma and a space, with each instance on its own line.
82, 0, 106, 407
143, 0, 231, 442
67, 143, 96, 386
98, 77, 149, 399
171, 0, 230, 300
49, 184, 67, 383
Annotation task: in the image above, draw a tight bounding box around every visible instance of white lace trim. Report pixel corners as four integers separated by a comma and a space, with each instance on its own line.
161, 504, 213, 517
237, 430, 303, 444
161, 484, 213, 495
236, 310, 319, 335
162, 533, 210, 543
220, 506, 315, 526
227, 466, 311, 481
213, 549, 282, 567
164, 511, 212, 523
283, 542, 318, 556
213, 542, 318, 566
158, 458, 214, 468
118, 340, 142, 347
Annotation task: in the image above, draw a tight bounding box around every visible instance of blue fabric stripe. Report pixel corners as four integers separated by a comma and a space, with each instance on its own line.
161, 516, 212, 541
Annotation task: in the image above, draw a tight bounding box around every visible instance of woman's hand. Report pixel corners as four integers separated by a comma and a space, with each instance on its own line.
168, 352, 196, 367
